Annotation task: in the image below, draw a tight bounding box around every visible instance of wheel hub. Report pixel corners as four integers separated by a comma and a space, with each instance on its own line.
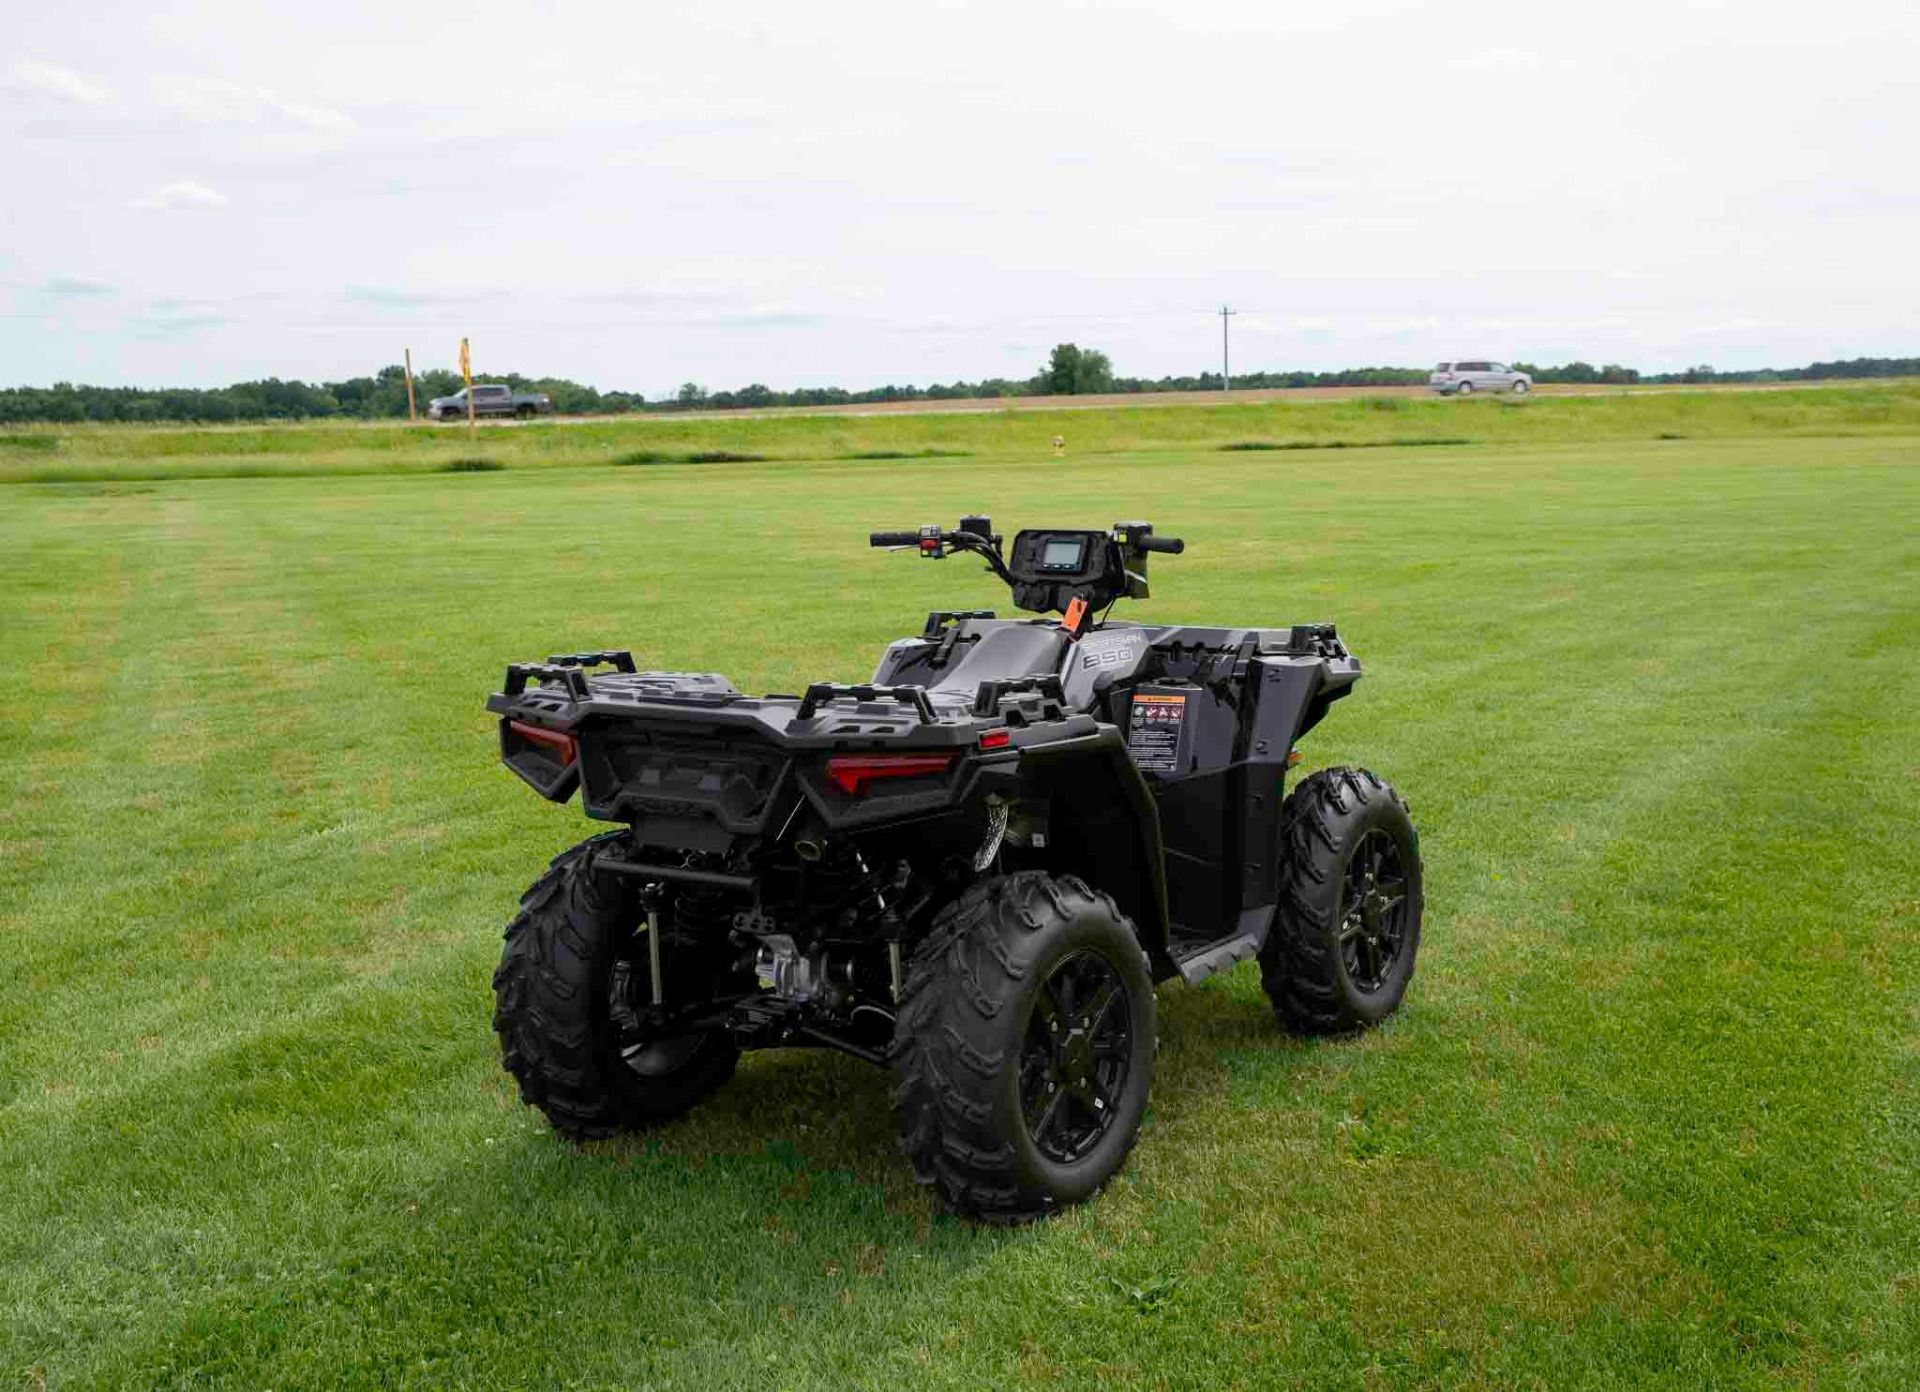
1058, 1029, 1096, 1088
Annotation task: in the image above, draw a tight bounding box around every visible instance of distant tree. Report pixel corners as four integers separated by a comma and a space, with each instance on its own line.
1513, 361, 1642, 386
1074, 348, 1113, 394
1041, 344, 1115, 395
8, 354, 1916, 425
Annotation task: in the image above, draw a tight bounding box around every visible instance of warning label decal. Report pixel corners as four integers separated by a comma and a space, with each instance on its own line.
1126, 690, 1189, 774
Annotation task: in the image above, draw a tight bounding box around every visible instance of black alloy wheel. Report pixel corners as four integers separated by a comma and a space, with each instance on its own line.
1338, 826, 1412, 992
1019, 949, 1136, 1164
494, 833, 738, 1137
893, 872, 1156, 1222
1259, 766, 1425, 1034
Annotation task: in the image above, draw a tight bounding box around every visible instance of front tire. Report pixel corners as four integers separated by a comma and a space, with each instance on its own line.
493, 833, 737, 1138
1260, 768, 1423, 1034
893, 872, 1156, 1223
1511, 379, 1531, 395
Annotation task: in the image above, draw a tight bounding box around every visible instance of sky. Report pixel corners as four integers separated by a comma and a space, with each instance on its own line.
4, 1, 1917, 395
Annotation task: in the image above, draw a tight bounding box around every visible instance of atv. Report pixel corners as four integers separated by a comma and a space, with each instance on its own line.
487, 517, 1423, 1222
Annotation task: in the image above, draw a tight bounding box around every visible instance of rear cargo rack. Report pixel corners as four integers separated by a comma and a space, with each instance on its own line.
545, 650, 638, 672
504, 663, 593, 699
503, 651, 639, 700
796, 683, 937, 724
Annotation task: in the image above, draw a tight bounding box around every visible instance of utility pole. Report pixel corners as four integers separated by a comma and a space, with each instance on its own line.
403, 348, 418, 422
1219, 304, 1236, 393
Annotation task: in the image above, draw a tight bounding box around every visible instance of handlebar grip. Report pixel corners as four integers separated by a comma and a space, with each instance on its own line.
1139, 535, 1185, 554
870, 531, 919, 547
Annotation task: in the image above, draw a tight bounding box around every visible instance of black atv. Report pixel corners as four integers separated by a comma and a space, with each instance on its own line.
487, 518, 1422, 1222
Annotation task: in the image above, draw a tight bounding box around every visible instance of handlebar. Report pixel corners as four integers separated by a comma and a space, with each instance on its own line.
870, 518, 1187, 615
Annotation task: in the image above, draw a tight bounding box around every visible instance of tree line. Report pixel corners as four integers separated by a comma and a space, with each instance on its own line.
2, 350, 1914, 425
0, 365, 644, 425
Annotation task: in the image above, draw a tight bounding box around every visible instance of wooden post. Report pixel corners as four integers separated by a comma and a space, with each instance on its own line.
403, 348, 418, 422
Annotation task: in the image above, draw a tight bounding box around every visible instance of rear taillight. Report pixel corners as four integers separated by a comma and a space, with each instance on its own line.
824, 752, 956, 796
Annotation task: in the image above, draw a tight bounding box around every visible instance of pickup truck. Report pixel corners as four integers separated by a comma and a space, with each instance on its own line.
428, 384, 551, 420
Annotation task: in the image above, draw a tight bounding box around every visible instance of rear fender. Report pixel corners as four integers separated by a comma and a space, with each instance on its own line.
1015, 729, 1176, 980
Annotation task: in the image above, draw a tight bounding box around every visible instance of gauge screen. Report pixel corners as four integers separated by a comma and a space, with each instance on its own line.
1041, 538, 1085, 571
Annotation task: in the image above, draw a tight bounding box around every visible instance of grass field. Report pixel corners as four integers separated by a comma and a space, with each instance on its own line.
5, 380, 1920, 484
2, 394, 1917, 1388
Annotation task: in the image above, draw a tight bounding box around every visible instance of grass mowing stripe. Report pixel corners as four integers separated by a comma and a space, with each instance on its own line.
1, 431, 1915, 1388
841, 549, 1910, 1389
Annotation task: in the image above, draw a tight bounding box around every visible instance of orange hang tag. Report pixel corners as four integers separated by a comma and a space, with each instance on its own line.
1062, 597, 1089, 636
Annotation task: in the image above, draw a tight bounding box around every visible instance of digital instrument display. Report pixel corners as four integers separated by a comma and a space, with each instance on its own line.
1040, 538, 1086, 571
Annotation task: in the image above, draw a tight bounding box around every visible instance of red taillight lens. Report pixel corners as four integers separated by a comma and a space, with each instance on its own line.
509, 720, 577, 766
825, 752, 956, 796
978, 729, 1011, 750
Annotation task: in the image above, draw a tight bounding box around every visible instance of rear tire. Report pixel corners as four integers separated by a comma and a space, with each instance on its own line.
1456, 380, 1474, 395
493, 832, 737, 1138
892, 872, 1156, 1223
1260, 767, 1423, 1035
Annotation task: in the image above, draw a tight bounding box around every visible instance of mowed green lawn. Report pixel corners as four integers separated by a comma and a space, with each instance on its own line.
2, 424, 1916, 1388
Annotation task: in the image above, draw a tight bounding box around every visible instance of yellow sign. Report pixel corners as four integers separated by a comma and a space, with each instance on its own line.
458, 337, 475, 433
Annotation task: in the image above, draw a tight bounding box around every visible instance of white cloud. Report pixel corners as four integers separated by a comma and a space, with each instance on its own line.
1453, 47, 1546, 73
161, 77, 354, 131
10, 59, 108, 104
134, 308, 226, 334
45, 275, 115, 297
271, 96, 355, 131
342, 286, 469, 308
1362, 316, 1444, 337
129, 182, 230, 211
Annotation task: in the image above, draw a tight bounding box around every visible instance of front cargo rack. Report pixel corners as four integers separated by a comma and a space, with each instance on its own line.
971, 674, 1066, 719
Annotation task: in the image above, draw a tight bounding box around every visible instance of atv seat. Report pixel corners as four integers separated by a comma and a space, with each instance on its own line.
926, 623, 1069, 703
